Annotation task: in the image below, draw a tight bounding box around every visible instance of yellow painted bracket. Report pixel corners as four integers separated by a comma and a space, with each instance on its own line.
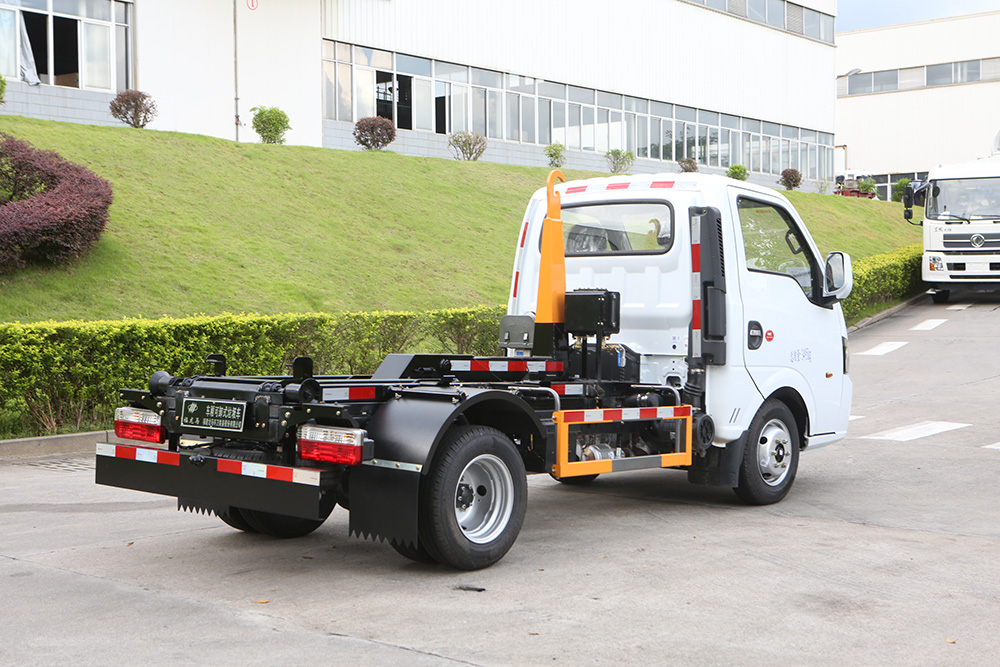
551, 410, 693, 478
535, 170, 566, 325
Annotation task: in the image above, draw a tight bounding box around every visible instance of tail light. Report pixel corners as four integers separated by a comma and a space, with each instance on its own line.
298, 424, 370, 465
114, 407, 165, 444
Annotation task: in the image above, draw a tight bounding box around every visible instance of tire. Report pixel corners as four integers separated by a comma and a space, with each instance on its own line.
931, 290, 950, 304
548, 472, 600, 485
390, 539, 439, 564
217, 506, 257, 533
240, 505, 333, 538
419, 425, 527, 570
734, 399, 800, 505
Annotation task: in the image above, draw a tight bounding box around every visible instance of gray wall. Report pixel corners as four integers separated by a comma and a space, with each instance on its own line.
1, 80, 117, 126
322, 120, 821, 193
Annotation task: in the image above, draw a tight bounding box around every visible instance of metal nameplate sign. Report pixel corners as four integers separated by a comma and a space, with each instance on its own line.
181, 398, 246, 432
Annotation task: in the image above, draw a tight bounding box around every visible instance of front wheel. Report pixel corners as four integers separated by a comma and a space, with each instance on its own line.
420, 426, 527, 570
733, 399, 800, 505
931, 290, 950, 304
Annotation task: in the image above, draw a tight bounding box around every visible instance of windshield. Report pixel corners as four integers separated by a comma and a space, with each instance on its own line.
559, 202, 674, 256
926, 178, 1000, 220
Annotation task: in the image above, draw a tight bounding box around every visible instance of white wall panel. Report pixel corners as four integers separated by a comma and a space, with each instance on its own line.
836, 82, 1000, 174
136, 0, 235, 140
324, 0, 835, 132
137, 0, 322, 146
837, 12, 1000, 74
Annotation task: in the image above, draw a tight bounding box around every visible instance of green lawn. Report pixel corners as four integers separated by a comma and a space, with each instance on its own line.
0, 115, 920, 323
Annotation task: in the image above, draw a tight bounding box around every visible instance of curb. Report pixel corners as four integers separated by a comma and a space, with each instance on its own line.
0, 430, 109, 460
848, 292, 929, 334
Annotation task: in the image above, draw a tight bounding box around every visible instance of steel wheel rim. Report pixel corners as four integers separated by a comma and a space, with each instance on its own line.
756, 418, 792, 487
454, 454, 514, 544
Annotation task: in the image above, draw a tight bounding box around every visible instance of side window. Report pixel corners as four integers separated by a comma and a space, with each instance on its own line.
737, 197, 817, 298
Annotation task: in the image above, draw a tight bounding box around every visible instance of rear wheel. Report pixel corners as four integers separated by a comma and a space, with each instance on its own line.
240, 506, 333, 538
390, 539, 439, 564
419, 426, 527, 570
734, 399, 799, 505
217, 506, 257, 533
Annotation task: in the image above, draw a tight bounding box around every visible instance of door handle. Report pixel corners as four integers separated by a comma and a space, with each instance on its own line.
748, 321, 763, 350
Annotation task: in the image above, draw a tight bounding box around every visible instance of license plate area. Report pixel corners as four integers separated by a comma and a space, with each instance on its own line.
181, 398, 247, 432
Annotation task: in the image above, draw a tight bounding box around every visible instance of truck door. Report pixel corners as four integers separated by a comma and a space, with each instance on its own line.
728, 189, 847, 437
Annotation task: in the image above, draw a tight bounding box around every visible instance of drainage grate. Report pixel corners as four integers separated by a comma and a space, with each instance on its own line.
14, 458, 95, 473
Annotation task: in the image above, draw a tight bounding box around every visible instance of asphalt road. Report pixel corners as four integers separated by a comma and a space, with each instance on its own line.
2, 294, 999, 665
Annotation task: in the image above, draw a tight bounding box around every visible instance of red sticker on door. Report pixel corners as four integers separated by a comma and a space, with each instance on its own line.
765, 330, 774, 342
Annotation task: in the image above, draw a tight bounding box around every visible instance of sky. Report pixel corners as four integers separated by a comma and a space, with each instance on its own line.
836, 0, 1000, 32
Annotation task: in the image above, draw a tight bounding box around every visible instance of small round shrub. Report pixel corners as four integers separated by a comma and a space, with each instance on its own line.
779, 168, 802, 190
0, 133, 113, 273
678, 158, 698, 172
858, 178, 877, 195
251, 106, 292, 144
726, 164, 749, 181
448, 131, 487, 160
544, 143, 566, 168
109, 89, 158, 128
0, 74, 6, 106
354, 116, 397, 151
606, 149, 634, 174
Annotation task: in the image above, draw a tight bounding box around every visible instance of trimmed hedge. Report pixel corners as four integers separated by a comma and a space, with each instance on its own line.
0, 133, 113, 273
840, 243, 923, 324
0, 245, 922, 438
0, 307, 505, 438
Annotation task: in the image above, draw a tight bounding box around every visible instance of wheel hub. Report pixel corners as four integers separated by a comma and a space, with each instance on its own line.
756, 419, 792, 487
454, 454, 515, 544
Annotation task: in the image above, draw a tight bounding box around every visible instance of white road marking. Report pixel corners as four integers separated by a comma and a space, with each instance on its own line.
856, 341, 908, 356
983, 443, 1000, 450
862, 421, 971, 442
946, 303, 973, 311
849, 415, 865, 421
910, 319, 947, 331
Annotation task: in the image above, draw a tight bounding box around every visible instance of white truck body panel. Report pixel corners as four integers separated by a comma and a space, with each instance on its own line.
508, 173, 851, 450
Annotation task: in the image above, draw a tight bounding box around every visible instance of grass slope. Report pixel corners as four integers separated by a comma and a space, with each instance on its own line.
0, 115, 921, 323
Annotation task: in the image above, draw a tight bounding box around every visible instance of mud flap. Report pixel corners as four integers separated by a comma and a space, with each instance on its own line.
348, 464, 421, 546
686, 431, 746, 487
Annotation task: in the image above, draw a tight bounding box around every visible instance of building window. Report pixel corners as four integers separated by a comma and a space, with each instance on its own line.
842, 59, 985, 97
0, 0, 130, 91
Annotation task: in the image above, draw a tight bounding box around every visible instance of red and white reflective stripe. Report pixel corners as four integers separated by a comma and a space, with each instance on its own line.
96, 443, 322, 486
551, 384, 585, 396
450, 359, 563, 372
97, 443, 179, 466
215, 458, 321, 486
690, 216, 702, 359
560, 405, 691, 424
322, 386, 377, 402
561, 181, 674, 195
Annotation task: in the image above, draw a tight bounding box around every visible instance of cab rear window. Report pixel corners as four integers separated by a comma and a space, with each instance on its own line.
556, 202, 674, 256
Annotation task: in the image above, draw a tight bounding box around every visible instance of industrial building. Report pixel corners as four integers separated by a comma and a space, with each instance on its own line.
836, 11, 1000, 200
2, 0, 837, 186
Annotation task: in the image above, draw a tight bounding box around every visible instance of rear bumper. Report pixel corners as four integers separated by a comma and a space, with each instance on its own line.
95, 443, 335, 520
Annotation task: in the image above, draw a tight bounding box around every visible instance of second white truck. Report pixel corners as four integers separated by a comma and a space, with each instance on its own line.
905, 154, 1000, 303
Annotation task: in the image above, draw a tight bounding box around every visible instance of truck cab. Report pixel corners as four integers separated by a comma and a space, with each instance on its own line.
508, 173, 853, 454
904, 155, 1000, 303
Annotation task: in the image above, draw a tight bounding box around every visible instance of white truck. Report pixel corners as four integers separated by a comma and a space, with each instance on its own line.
97, 170, 853, 570
904, 154, 1000, 303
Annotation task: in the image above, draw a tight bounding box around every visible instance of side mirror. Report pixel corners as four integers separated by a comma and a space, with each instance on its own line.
824, 251, 853, 303
902, 184, 914, 209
